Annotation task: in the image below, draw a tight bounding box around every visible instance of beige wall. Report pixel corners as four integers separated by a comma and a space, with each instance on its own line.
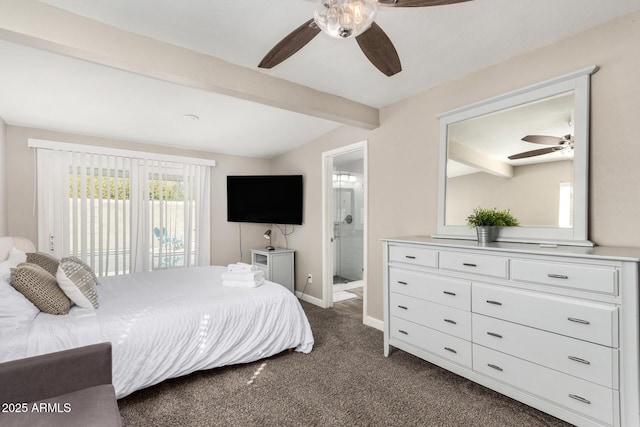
0, 118, 6, 235
5, 125, 272, 266
446, 161, 573, 227
271, 126, 370, 299
272, 10, 640, 322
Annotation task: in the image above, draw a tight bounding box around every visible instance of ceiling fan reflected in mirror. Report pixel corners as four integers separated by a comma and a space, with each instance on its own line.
507, 134, 574, 160
258, 0, 474, 77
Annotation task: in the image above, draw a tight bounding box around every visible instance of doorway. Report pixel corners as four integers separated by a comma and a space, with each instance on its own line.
322, 142, 367, 321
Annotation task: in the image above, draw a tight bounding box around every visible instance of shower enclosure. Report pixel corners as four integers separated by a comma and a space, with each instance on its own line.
333, 166, 364, 285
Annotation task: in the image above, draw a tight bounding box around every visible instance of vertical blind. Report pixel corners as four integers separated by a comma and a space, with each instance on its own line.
34, 142, 212, 276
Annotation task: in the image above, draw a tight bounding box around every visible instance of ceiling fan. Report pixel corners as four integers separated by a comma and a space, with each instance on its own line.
258, 0, 474, 77
508, 134, 574, 160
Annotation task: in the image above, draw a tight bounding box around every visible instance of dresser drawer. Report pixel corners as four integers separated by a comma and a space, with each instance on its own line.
473, 344, 616, 426
439, 251, 508, 279
473, 314, 617, 389
511, 259, 618, 295
389, 267, 471, 310
472, 283, 618, 347
389, 244, 438, 268
391, 293, 471, 340
390, 317, 472, 368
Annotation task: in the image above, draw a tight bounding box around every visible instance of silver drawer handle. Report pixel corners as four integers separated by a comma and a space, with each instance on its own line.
397, 281, 408, 285
443, 291, 456, 296
398, 305, 408, 310
487, 364, 503, 372
548, 273, 569, 279
444, 319, 457, 325
405, 255, 416, 260
569, 394, 591, 405
463, 262, 477, 267
398, 330, 408, 335
487, 332, 503, 339
568, 317, 590, 325
444, 347, 457, 354
568, 356, 591, 365
486, 300, 502, 306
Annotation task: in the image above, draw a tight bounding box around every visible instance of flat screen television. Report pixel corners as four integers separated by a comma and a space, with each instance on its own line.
227, 175, 303, 225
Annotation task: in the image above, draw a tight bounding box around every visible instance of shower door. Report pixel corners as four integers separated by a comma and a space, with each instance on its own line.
333, 169, 363, 284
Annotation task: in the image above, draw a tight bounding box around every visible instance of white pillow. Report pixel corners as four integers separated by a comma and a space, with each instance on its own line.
0, 249, 27, 279
56, 259, 99, 309
7, 247, 26, 265
0, 275, 39, 336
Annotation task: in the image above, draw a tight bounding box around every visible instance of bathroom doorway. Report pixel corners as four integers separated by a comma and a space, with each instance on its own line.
322, 141, 367, 321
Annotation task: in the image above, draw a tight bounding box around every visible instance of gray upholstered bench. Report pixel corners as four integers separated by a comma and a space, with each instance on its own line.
0, 342, 121, 427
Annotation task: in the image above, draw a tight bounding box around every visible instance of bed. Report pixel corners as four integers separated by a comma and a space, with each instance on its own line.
0, 237, 314, 398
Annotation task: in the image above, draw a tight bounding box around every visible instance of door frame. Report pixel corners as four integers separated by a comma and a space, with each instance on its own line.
321, 141, 367, 318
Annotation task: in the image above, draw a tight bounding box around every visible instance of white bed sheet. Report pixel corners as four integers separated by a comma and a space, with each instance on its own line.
0, 303, 100, 363
0, 329, 28, 362
2, 266, 314, 398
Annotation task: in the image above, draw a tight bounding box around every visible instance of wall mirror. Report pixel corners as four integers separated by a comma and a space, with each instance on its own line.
434, 66, 598, 246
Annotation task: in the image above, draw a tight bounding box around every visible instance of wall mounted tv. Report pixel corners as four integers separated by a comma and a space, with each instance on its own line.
227, 175, 303, 225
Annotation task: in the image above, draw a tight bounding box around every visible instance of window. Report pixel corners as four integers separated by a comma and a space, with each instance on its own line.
558, 181, 573, 228
32, 140, 213, 276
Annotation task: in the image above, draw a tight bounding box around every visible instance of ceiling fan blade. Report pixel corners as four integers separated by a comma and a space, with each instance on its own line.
521, 135, 565, 145
356, 22, 402, 76
508, 147, 560, 160
378, 0, 473, 7
258, 19, 320, 69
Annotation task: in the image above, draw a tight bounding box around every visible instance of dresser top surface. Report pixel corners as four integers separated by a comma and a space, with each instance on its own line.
383, 236, 640, 262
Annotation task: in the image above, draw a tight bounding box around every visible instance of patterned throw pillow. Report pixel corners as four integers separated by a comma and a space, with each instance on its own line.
56, 259, 99, 309
61, 256, 100, 285
26, 252, 60, 277
10, 263, 71, 315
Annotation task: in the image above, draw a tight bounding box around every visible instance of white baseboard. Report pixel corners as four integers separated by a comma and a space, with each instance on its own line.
363, 315, 383, 331
296, 292, 383, 331
296, 291, 327, 308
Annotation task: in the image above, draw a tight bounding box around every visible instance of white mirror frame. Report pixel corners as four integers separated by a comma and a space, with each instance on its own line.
434, 66, 598, 247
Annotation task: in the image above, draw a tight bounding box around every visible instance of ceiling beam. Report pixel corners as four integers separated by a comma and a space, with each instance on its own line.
448, 140, 513, 178
0, 0, 379, 130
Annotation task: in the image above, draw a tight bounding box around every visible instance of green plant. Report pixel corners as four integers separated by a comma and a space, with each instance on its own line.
466, 207, 520, 227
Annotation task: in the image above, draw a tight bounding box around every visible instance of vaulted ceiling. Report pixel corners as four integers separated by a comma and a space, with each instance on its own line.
0, 0, 638, 157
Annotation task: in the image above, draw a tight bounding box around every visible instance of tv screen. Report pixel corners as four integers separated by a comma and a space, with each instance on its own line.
227, 175, 303, 225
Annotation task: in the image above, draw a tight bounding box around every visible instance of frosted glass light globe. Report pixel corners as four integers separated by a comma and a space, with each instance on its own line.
314, 0, 378, 39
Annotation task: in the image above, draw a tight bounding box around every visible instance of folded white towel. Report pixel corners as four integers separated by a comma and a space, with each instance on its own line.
222, 278, 265, 288
221, 270, 264, 282
227, 262, 258, 273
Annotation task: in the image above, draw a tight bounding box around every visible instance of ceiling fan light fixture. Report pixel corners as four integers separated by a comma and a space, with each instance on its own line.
314, 0, 377, 39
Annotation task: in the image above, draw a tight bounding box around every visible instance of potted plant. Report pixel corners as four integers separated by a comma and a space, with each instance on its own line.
466, 207, 519, 243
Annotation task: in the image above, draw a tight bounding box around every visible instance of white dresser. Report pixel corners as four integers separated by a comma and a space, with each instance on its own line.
382, 237, 640, 427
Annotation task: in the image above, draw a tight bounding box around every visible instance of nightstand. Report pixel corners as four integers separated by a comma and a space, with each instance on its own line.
251, 248, 295, 293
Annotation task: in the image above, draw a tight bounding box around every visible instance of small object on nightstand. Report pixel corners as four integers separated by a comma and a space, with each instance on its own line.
263, 229, 275, 251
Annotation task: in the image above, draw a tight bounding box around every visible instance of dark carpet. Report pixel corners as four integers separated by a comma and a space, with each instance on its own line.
118, 302, 571, 427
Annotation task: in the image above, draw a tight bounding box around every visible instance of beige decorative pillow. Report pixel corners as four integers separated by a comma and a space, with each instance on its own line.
10, 263, 71, 315
56, 259, 99, 309
26, 252, 60, 277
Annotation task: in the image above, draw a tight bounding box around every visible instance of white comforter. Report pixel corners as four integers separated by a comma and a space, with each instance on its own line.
3, 266, 314, 398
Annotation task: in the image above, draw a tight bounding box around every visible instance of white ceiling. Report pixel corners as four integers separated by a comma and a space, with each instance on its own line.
0, 39, 340, 158
1, 0, 639, 157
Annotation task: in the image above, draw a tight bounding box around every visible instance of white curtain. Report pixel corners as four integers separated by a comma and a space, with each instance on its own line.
36, 146, 211, 276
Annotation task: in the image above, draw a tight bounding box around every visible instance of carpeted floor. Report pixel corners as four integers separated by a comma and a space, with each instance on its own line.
118, 302, 571, 427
